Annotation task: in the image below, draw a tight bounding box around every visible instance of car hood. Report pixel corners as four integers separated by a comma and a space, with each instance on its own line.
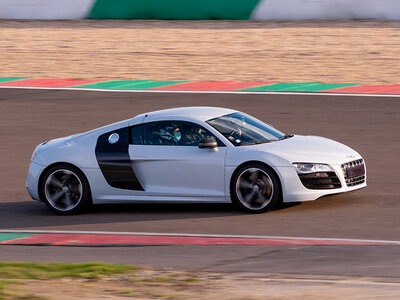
252, 135, 362, 165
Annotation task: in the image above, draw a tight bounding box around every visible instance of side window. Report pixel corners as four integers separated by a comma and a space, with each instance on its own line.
142, 121, 224, 146
131, 125, 143, 145
143, 121, 174, 145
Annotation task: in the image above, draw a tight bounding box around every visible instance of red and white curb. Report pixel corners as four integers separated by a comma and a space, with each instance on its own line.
0, 230, 399, 246
2, 85, 400, 98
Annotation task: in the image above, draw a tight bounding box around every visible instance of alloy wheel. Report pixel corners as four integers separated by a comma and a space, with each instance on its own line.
44, 169, 83, 212
235, 168, 274, 210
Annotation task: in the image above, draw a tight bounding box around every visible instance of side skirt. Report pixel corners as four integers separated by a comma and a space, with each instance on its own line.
91, 194, 232, 204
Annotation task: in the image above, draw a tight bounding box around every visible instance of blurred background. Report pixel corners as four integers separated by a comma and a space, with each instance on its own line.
0, 0, 400, 299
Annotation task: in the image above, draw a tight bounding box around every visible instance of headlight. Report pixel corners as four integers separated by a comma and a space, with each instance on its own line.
292, 163, 334, 174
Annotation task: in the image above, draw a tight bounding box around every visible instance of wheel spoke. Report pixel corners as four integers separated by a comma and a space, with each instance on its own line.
50, 190, 64, 203
64, 193, 73, 207
249, 170, 259, 183
49, 177, 63, 188
239, 180, 253, 189
244, 191, 255, 203
257, 190, 267, 202
69, 186, 80, 194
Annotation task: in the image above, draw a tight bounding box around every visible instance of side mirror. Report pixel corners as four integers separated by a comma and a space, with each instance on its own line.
198, 137, 218, 149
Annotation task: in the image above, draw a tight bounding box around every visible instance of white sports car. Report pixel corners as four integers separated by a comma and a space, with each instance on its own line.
26, 107, 367, 214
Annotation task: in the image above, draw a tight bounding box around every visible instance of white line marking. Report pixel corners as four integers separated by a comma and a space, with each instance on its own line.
1, 86, 400, 98
0, 230, 399, 245
258, 278, 400, 287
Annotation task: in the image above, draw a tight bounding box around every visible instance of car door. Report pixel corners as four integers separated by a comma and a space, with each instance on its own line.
128, 120, 227, 198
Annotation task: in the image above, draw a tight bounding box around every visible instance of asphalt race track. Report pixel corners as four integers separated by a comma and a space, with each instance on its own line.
0, 88, 399, 278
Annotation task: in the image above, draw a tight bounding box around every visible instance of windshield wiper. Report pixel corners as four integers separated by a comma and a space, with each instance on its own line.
241, 140, 273, 146
279, 134, 294, 141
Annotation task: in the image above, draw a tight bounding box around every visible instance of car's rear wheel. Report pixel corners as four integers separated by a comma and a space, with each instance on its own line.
231, 163, 280, 213
39, 164, 91, 215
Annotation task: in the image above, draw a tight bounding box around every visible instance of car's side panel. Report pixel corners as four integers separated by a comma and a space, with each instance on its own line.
224, 146, 299, 202
95, 127, 144, 191
129, 145, 227, 197
32, 135, 98, 169
225, 146, 292, 168
31, 120, 133, 170
30, 120, 149, 200
26, 161, 45, 200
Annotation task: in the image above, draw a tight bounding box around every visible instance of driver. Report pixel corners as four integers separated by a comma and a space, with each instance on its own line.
159, 126, 181, 144
229, 128, 242, 144
172, 127, 181, 143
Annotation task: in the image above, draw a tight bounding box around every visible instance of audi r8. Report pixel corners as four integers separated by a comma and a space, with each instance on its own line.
26, 107, 367, 214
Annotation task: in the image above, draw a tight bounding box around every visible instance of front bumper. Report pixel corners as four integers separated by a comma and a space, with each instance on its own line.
275, 162, 367, 203
26, 162, 45, 201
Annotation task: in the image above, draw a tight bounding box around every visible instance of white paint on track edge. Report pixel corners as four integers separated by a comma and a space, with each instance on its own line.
1, 86, 400, 98
0, 230, 399, 245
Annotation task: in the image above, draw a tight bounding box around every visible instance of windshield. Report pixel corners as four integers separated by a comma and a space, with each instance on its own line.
206, 112, 286, 146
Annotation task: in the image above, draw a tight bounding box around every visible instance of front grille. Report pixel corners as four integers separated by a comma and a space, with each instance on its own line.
341, 159, 365, 187
299, 172, 342, 190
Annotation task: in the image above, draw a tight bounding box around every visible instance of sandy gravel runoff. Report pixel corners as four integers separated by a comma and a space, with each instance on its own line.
0, 20, 399, 84
8, 271, 400, 300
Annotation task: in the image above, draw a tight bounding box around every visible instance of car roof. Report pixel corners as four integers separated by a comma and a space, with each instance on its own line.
136, 106, 237, 122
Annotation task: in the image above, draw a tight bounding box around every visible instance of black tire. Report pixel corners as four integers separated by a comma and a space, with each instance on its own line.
230, 163, 280, 213
39, 164, 91, 215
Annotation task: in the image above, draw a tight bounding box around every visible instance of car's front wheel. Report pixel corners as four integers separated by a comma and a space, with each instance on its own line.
39, 164, 91, 215
231, 163, 280, 213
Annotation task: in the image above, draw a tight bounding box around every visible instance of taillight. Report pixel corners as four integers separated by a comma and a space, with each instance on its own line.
31, 151, 36, 161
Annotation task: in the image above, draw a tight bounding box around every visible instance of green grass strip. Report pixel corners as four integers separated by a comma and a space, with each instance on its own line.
0, 78, 29, 83
76, 80, 188, 90
241, 82, 360, 92
116, 80, 188, 89
90, 0, 260, 20
0, 262, 137, 280
0, 280, 6, 299
0, 233, 34, 242
75, 80, 150, 89
286, 83, 360, 92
